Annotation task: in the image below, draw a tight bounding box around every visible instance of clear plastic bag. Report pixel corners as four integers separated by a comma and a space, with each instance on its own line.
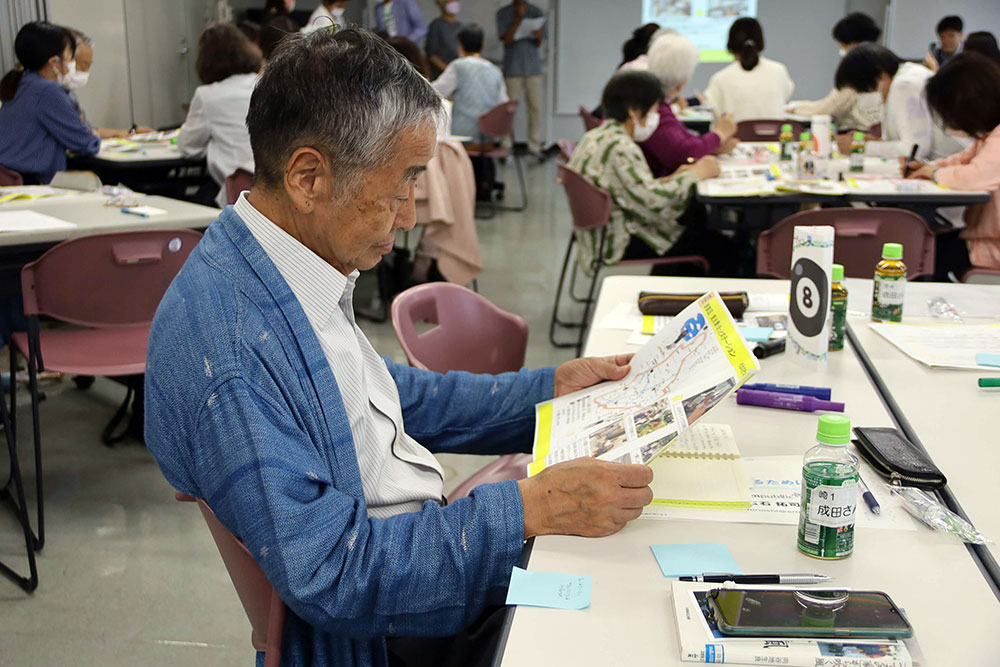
102, 183, 140, 208
926, 296, 963, 322
889, 485, 990, 545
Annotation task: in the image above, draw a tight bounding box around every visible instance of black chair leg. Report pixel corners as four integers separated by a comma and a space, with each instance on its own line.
101, 379, 136, 446
26, 341, 44, 551
576, 265, 602, 358
549, 235, 579, 348
0, 381, 39, 593
498, 154, 528, 212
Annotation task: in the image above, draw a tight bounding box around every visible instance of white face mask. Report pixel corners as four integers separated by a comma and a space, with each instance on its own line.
332, 7, 345, 18
445, 1, 460, 14
632, 109, 660, 143
52, 57, 75, 86
63, 67, 90, 90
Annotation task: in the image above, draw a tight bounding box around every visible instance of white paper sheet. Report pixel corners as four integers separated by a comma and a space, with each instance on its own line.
513, 16, 545, 41
868, 322, 1000, 370
0, 210, 77, 233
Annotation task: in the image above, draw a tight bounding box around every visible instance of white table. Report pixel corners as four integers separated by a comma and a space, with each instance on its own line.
0, 191, 218, 248
499, 275, 1000, 667
844, 280, 1000, 573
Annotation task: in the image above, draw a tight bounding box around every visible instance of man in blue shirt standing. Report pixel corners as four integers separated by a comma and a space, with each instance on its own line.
374, 0, 428, 44
496, 0, 547, 155
145, 27, 652, 667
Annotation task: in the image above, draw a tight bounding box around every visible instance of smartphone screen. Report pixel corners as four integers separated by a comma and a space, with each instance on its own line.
709, 589, 913, 638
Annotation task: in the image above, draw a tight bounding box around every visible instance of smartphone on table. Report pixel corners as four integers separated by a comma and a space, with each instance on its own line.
706, 588, 913, 639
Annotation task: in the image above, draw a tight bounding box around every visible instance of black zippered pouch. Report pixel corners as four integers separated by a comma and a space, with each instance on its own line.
852, 427, 947, 490
637, 291, 748, 318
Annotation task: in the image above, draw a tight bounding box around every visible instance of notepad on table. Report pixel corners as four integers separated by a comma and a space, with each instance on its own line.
646, 423, 751, 510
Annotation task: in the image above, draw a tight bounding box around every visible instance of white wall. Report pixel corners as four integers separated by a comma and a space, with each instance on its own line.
885, 0, 1000, 60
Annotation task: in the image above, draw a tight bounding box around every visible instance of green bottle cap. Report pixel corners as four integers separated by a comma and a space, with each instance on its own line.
817, 414, 851, 445
831, 264, 844, 281
882, 243, 903, 259
853, 131, 865, 140
781, 123, 793, 132
800, 132, 811, 141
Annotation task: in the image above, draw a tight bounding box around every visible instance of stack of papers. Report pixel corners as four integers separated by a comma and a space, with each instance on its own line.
0, 210, 77, 233
869, 322, 1000, 370
0, 186, 74, 203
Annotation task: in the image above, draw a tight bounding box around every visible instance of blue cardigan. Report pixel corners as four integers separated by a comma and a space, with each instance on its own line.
0, 72, 99, 182
145, 207, 553, 666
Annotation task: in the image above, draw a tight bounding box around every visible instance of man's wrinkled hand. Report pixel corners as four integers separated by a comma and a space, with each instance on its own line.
553, 353, 632, 397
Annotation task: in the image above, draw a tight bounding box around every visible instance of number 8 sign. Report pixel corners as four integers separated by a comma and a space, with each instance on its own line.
790, 258, 829, 337
787, 226, 834, 360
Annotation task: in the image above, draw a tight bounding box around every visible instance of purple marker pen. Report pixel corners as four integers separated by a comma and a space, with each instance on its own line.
741, 383, 832, 400
736, 388, 845, 413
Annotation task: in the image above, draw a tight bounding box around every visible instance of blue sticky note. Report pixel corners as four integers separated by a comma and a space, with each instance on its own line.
505, 566, 591, 610
976, 353, 1000, 368
739, 327, 775, 343
650, 543, 742, 578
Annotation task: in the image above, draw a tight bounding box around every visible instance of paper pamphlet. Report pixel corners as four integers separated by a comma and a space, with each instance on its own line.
643, 455, 917, 531
0, 186, 74, 203
0, 210, 77, 233
528, 292, 759, 476
513, 16, 545, 41
671, 581, 916, 666
788, 226, 834, 362
869, 323, 1000, 370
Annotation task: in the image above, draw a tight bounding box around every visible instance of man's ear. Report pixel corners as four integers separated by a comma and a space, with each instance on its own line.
283, 147, 331, 214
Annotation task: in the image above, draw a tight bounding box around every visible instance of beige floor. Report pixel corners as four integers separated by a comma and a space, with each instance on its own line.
0, 157, 630, 666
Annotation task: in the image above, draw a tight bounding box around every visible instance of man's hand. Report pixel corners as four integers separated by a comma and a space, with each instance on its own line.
712, 112, 736, 142
923, 52, 939, 72
553, 353, 632, 397
518, 458, 654, 538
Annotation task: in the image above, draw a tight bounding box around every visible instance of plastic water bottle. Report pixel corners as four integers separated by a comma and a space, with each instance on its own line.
849, 132, 866, 173
797, 415, 858, 560
797, 132, 815, 178
829, 264, 848, 351
872, 243, 906, 323
780, 124, 795, 161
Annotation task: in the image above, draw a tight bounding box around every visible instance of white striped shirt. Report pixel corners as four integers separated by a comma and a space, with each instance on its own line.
235, 194, 444, 519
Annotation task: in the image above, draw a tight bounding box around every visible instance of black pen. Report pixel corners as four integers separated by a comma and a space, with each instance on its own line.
753, 338, 785, 359
902, 143, 919, 177
679, 573, 832, 584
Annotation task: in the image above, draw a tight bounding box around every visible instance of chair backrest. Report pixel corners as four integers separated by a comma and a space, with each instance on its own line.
756, 208, 935, 279
736, 119, 806, 142
20, 229, 202, 327
225, 169, 254, 206
556, 164, 612, 232
479, 100, 519, 139
0, 165, 23, 186
391, 282, 528, 375
579, 106, 602, 132
962, 268, 1000, 284
176, 492, 284, 667
556, 139, 577, 162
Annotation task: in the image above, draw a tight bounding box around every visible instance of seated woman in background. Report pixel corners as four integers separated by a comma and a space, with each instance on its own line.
618, 22, 660, 70
432, 24, 508, 200
0, 21, 99, 184
834, 44, 963, 161
791, 12, 882, 132
907, 53, 1000, 274
703, 17, 793, 123
641, 32, 737, 178
567, 71, 727, 275
177, 23, 262, 207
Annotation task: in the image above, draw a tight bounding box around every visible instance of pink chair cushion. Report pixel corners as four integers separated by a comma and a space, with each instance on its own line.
11, 325, 149, 376
446, 453, 532, 503
225, 169, 254, 206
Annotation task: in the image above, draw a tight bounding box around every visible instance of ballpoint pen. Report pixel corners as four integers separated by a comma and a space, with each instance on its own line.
858, 474, 880, 515
678, 573, 832, 584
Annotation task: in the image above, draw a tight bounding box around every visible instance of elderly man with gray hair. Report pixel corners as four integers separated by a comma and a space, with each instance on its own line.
640, 32, 738, 177
145, 27, 653, 667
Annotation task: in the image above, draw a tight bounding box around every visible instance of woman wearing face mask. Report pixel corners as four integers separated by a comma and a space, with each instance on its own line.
567, 71, 725, 275
426, 0, 462, 79
302, 0, 349, 33
0, 21, 100, 184
791, 12, 883, 132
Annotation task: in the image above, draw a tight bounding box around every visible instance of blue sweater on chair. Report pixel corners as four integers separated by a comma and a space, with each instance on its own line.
0, 72, 100, 183
144, 206, 553, 667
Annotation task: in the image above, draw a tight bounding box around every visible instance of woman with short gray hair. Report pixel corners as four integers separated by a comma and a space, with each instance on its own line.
638, 33, 738, 178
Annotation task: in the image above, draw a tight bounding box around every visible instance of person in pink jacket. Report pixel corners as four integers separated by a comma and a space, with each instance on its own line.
907, 53, 1000, 276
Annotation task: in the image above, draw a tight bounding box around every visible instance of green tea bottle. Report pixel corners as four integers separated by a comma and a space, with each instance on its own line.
797, 415, 858, 560
871, 243, 906, 322
848, 132, 865, 172
780, 123, 795, 161
829, 264, 848, 351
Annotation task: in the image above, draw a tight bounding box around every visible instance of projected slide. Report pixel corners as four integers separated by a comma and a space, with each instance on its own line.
642, 0, 758, 62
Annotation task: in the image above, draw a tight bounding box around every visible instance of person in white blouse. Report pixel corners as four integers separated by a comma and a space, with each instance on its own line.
177, 23, 262, 207
703, 17, 794, 123
833, 44, 964, 161
302, 0, 349, 33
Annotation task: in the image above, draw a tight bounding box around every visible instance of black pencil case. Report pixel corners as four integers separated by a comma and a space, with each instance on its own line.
852, 427, 947, 490
637, 291, 748, 318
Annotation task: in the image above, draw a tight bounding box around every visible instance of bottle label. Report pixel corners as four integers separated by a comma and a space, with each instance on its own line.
872, 274, 905, 322
849, 151, 864, 172
829, 297, 847, 350
798, 464, 857, 559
